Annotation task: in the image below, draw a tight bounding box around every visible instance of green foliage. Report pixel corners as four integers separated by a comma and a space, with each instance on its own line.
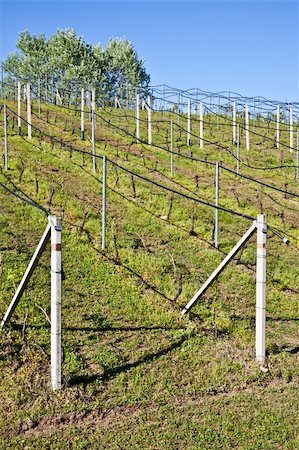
2, 29, 150, 101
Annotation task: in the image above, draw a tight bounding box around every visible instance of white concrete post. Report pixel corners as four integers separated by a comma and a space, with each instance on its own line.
245, 104, 250, 151
27, 83, 32, 139
17, 81, 21, 134
233, 101, 236, 144
50, 215, 62, 390
296, 129, 299, 180
86, 90, 91, 120
170, 118, 174, 177
136, 93, 140, 143
237, 124, 240, 174
147, 95, 152, 146
215, 162, 220, 248
187, 98, 191, 146
200, 102, 204, 149
256, 214, 267, 365
289, 106, 293, 152
91, 108, 96, 173
102, 156, 107, 250
276, 105, 280, 148
3, 104, 8, 171
91, 88, 96, 113
38, 78, 41, 118
81, 87, 85, 140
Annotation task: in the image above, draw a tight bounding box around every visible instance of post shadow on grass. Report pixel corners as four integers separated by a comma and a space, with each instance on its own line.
267, 343, 299, 355
78, 225, 178, 307
69, 330, 196, 386
64, 324, 186, 333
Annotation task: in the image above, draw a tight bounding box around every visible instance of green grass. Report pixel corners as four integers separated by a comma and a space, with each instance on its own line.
0, 98, 298, 449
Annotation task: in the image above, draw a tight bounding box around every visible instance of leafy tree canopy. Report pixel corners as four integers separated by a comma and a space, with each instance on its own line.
3, 29, 150, 101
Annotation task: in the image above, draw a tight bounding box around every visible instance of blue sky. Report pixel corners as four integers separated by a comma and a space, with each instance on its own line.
0, 0, 298, 101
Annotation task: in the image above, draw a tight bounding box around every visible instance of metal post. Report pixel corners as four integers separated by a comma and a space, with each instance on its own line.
81, 87, 85, 140
256, 214, 267, 365
215, 161, 220, 248
102, 156, 107, 250
147, 95, 152, 146
233, 101, 236, 144
170, 119, 174, 177
289, 106, 293, 152
187, 98, 191, 146
276, 105, 280, 148
237, 124, 240, 174
296, 129, 299, 180
17, 81, 21, 134
245, 104, 249, 151
200, 102, 203, 149
4, 104, 8, 171
136, 93, 140, 143
27, 83, 32, 139
50, 215, 62, 390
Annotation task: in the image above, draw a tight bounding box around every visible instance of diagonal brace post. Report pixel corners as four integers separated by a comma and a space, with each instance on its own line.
1, 222, 51, 326
181, 220, 257, 315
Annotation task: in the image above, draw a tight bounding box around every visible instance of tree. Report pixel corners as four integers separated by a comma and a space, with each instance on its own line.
105, 38, 150, 100
2, 29, 150, 103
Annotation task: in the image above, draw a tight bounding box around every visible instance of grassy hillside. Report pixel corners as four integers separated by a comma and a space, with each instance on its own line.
0, 97, 298, 449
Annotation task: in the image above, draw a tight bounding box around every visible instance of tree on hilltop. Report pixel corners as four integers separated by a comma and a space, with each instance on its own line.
2, 29, 150, 103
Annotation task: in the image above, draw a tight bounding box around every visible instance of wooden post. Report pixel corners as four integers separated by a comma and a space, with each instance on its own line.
187, 98, 191, 146
289, 106, 293, 152
200, 102, 203, 149
81, 87, 85, 140
27, 83, 32, 139
245, 104, 249, 151
136, 93, 140, 143
102, 156, 107, 250
147, 95, 152, 146
215, 161, 220, 248
50, 216, 62, 390
276, 105, 280, 148
170, 118, 174, 177
256, 214, 267, 365
233, 101, 236, 144
17, 81, 21, 134
4, 104, 8, 171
